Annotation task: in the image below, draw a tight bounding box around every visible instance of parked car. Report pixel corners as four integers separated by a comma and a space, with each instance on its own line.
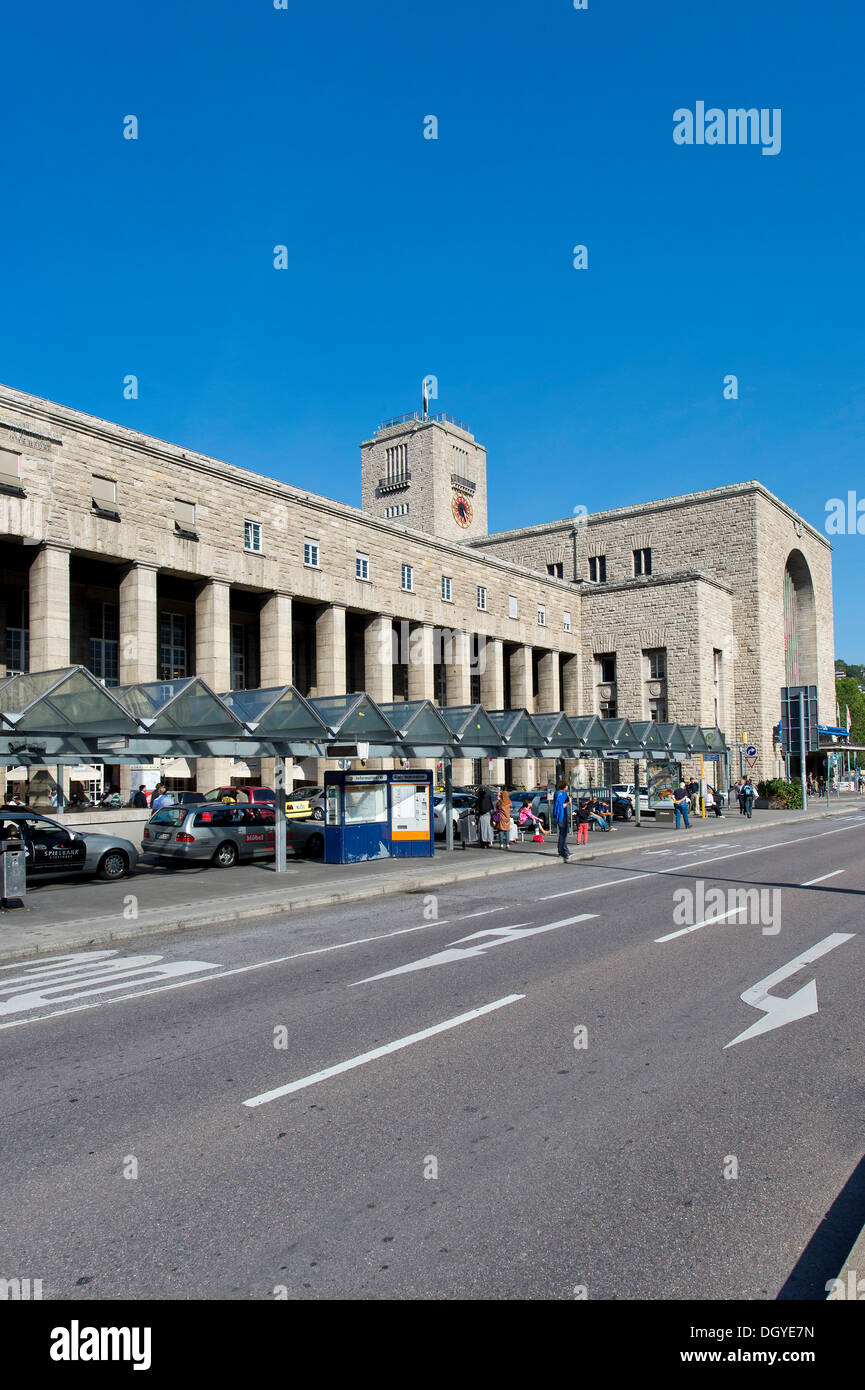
176, 791, 209, 806
433, 791, 477, 837
611, 783, 652, 813
142, 804, 281, 867
285, 785, 325, 821
285, 818, 325, 858
203, 785, 276, 805
0, 809, 139, 881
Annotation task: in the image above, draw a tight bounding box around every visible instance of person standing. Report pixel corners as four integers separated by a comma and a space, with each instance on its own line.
496, 789, 512, 849
674, 783, 691, 829
686, 777, 700, 813
150, 784, 175, 812
476, 785, 495, 848
741, 778, 755, 819
575, 798, 591, 845
553, 779, 571, 862
131, 784, 149, 809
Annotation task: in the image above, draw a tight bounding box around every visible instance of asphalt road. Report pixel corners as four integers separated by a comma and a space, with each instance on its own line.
1, 809, 864, 1300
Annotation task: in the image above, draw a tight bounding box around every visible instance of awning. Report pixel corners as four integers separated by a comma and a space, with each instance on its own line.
160, 758, 192, 778
70, 764, 101, 780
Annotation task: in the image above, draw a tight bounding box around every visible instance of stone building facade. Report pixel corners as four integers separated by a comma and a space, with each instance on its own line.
0, 382, 834, 794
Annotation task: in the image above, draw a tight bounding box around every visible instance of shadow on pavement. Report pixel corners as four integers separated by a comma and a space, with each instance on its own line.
777, 1152, 865, 1299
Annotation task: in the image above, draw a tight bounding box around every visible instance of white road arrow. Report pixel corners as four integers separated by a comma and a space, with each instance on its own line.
351, 914, 598, 985
724, 932, 855, 1048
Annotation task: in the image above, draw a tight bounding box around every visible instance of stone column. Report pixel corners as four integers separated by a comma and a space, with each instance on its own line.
29, 543, 70, 671
407, 623, 436, 773
195, 578, 232, 792
259, 592, 293, 790
509, 644, 535, 788
536, 650, 561, 783
445, 629, 473, 784
118, 563, 158, 799
479, 637, 505, 786
315, 603, 347, 777
561, 653, 586, 789
364, 615, 394, 769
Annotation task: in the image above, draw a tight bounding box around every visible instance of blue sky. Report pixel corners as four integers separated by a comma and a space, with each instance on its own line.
2, 0, 862, 655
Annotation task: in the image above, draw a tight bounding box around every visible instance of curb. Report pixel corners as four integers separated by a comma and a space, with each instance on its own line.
827, 1221, 865, 1300
0, 804, 857, 965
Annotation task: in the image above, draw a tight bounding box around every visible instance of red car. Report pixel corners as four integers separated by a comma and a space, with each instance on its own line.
203, 786, 275, 806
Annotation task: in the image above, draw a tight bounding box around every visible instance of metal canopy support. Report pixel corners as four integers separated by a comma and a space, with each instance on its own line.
444, 758, 454, 852
274, 754, 287, 873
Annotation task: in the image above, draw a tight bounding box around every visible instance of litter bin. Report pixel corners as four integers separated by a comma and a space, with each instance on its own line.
0, 842, 27, 903
458, 810, 479, 849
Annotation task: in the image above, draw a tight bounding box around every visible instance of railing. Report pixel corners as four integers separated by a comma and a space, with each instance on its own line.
378, 411, 470, 433
450, 473, 476, 495
376, 472, 411, 495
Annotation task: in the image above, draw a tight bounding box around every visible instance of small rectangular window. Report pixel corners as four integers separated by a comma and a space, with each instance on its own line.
0, 448, 21, 482
441, 575, 452, 602
588, 555, 607, 583
537, 604, 546, 626
546, 562, 564, 579
598, 654, 616, 683
563, 610, 572, 633
304, 539, 320, 567
356, 553, 369, 581
646, 648, 666, 680
633, 547, 652, 577
92, 474, 117, 507
477, 586, 487, 611
244, 519, 262, 552
174, 498, 196, 529
509, 595, 518, 619
401, 564, 413, 592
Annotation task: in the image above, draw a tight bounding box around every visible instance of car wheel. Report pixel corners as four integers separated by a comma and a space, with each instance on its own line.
623, 805, 634, 821
213, 841, 239, 868
304, 833, 324, 858
97, 849, 130, 881
313, 807, 323, 821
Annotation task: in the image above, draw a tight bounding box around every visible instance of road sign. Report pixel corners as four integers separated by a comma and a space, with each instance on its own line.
745, 744, 757, 758
745, 755, 758, 770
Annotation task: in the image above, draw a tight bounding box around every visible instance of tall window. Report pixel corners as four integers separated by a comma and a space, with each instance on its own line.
509, 595, 518, 619
356, 553, 369, 581
4, 587, 28, 672
633, 547, 652, 576
304, 538, 320, 567
537, 604, 546, 626
175, 498, 196, 531
88, 601, 119, 685
563, 610, 572, 633
385, 442, 409, 483
477, 586, 487, 611
159, 613, 188, 680
441, 575, 452, 602
231, 623, 247, 689
401, 564, 413, 592
646, 649, 666, 679
588, 555, 607, 583
649, 700, 667, 723
244, 519, 262, 552
597, 654, 616, 683
0, 448, 21, 483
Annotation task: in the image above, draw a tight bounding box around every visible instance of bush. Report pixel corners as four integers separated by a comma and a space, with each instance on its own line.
757, 778, 802, 809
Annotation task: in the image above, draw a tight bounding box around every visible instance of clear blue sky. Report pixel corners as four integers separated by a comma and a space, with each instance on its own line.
2, 1, 862, 656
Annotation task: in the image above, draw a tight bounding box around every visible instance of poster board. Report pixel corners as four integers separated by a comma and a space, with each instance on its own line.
647, 761, 677, 811
390, 781, 431, 840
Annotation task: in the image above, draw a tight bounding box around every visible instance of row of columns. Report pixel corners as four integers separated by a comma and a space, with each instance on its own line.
23, 545, 582, 792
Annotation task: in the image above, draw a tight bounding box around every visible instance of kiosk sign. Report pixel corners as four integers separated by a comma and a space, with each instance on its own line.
390, 781, 431, 840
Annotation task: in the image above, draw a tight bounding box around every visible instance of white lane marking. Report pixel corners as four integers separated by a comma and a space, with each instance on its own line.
642, 850, 674, 857
540, 820, 864, 901
456, 907, 509, 920
243, 993, 525, 1106
655, 908, 742, 943
350, 914, 597, 985
725, 933, 855, 1048
0, 950, 221, 1018
0, 919, 451, 1032
801, 870, 845, 885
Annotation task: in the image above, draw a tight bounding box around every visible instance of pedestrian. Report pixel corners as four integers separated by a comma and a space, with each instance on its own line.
588, 795, 611, 832
475, 784, 495, 848
818, 774, 826, 799
575, 798, 591, 845
131, 784, 149, 809
708, 787, 722, 818
150, 784, 175, 812
673, 782, 691, 829
687, 777, 700, 813
496, 789, 512, 849
553, 779, 571, 862
741, 778, 755, 819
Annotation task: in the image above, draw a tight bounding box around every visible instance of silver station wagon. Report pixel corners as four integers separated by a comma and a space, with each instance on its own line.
142, 804, 280, 868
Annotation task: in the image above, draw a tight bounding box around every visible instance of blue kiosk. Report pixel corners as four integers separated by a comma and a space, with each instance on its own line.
324, 769, 434, 864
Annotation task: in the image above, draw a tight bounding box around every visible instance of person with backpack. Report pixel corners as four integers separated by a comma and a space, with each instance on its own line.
741, 778, 755, 819
553, 779, 572, 862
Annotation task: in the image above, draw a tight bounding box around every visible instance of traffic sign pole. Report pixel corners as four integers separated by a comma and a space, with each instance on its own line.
799, 690, 808, 811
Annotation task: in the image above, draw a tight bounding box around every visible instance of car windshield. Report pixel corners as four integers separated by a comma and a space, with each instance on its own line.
150, 808, 186, 826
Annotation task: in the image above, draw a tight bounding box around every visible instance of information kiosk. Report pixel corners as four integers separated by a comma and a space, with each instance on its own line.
323, 769, 434, 864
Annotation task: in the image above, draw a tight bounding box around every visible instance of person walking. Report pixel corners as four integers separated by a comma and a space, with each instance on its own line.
553, 779, 572, 862
575, 798, 591, 846
475, 785, 495, 848
817, 774, 826, 799
741, 778, 755, 819
131, 784, 149, 809
673, 782, 691, 829
496, 789, 512, 849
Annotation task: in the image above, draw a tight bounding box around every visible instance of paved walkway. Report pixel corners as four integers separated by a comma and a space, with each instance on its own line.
0, 800, 861, 964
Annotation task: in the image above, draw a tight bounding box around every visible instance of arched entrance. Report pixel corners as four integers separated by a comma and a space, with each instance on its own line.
784, 550, 818, 688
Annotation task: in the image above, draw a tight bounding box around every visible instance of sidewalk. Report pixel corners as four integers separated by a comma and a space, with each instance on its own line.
0, 801, 859, 964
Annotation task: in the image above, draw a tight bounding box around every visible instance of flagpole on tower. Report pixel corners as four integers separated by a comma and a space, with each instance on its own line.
422, 376, 429, 419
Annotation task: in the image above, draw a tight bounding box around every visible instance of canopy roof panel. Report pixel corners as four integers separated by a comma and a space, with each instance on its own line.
0, 667, 141, 735
677, 724, 711, 753
377, 701, 454, 745
221, 685, 329, 739
307, 693, 398, 742
437, 705, 503, 749
603, 717, 643, 751
114, 678, 245, 739
567, 716, 614, 749
488, 709, 547, 748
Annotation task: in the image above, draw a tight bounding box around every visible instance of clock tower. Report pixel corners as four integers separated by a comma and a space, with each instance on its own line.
360, 411, 488, 542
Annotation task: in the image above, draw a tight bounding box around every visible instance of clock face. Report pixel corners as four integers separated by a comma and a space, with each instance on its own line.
452, 494, 473, 528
